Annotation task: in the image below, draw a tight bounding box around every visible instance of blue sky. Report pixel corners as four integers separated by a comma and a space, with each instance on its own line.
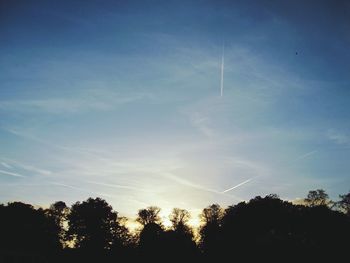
0, 0, 349, 221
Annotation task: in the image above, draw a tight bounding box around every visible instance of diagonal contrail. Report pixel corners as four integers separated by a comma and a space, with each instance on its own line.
51, 182, 118, 198
163, 173, 244, 202
220, 44, 225, 97
1, 162, 12, 169
0, 169, 26, 178
86, 180, 149, 192
221, 178, 252, 193
294, 150, 317, 162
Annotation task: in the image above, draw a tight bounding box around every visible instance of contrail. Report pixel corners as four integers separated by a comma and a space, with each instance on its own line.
294, 150, 317, 162
51, 182, 117, 198
163, 173, 244, 202
0, 169, 26, 178
86, 180, 149, 192
220, 44, 225, 97
163, 172, 219, 194
221, 178, 252, 193
1, 162, 12, 169
2, 158, 52, 176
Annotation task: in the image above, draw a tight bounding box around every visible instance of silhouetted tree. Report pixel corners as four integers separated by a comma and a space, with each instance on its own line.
138, 223, 163, 244
0, 202, 61, 262
169, 208, 190, 230
220, 195, 300, 261
113, 216, 136, 247
163, 208, 197, 260
304, 189, 331, 207
200, 203, 222, 224
66, 198, 120, 251
199, 204, 222, 257
46, 201, 69, 246
217, 194, 350, 261
136, 206, 161, 226
169, 208, 195, 248
336, 191, 350, 216
108, 216, 136, 261
1, 190, 350, 263
136, 206, 165, 259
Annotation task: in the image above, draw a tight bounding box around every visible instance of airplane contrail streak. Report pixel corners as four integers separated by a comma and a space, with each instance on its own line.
294, 150, 317, 162
220, 44, 225, 97
0, 169, 26, 178
163, 173, 244, 201
86, 180, 149, 192
221, 178, 252, 193
1, 162, 12, 169
51, 182, 117, 198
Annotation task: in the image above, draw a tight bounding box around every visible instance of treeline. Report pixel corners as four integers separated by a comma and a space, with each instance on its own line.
0, 189, 350, 263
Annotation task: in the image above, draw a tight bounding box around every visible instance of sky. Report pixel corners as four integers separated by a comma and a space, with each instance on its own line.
0, 0, 350, 223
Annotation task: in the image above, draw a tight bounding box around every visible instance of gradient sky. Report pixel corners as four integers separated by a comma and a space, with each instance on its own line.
0, 0, 349, 222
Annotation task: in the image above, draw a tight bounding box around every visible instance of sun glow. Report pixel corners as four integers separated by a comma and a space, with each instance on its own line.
125, 209, 202, 233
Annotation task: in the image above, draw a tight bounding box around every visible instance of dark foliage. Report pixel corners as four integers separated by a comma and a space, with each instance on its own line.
0, 190, 349, 263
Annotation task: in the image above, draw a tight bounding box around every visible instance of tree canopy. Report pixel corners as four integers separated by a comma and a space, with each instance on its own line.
1, 189, 350, 262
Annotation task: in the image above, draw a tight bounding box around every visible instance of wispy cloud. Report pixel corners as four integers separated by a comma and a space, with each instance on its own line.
163, 172, 219, 194
0, 169, 26, 178
2, 128, 114, 163
327, 130, 350, 147
50, 182, 118, 199
224, 157, 269, 177
3, 128, 71, 152
293, 150, 318, 162
220, 44, 224, 97
1, 158, 52, 176
1, 162, 12, 169
190, 112, 215, 137
162, 172, 246, 202
86, 181, 149, 193
0, 89, 151, 114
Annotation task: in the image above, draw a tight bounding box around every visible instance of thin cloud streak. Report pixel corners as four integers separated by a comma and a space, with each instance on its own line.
190, 113, 214, 137
294, 150, 317, 162
86, 181, 150, 193
163, 172, 244, 202
0, 169, 26, 178
0, 90, 151, 114
2, 128, 113, 164
1, 158, 52, 176
1, 162, 12, 169
163, 172, 219, 194
50, 182, 118, 199
220, 44, 224, 97
327, 130, 350, 147
221, 178, 253, 193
